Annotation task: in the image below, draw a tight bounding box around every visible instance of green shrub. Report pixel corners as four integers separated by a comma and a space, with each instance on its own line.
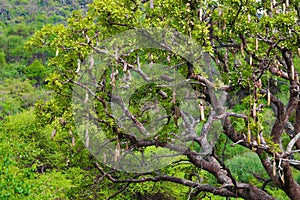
25, 59, 49, 86
0, 50, 6, 67
226, 151, 268, 183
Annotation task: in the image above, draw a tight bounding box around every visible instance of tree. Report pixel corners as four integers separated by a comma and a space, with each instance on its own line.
27, 0, 300, 199
25, 59, 49, 86
0, 50, 6, 67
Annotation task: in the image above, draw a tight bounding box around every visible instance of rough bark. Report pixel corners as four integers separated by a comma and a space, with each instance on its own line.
295, 102, 300, 149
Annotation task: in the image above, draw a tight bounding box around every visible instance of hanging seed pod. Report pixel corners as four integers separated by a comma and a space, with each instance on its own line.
125, 70, 131, 81
76, 59, 81, 73
186, 3, 191, 12
247, 14, 251, 23
172, 91, 176, 104
103, 153, 107, 164
218, 7, 222, 17
69, 130, 75, 147
257, 133, 261, 146
123, 62, 127, 72
255, 38, 258, 51
222, 20, 226, 30
72, 137, 75, 147
110, 76, 115, 87
291, 64, 295, 80
286, 0, 289, 7
247, 129, 251, 144
215, 57, 220, 65
253, 102, 257, 118
167, 54, 171, 63
273, 155, 276, 176
114, 48, 119, 60
281, 174, 285, 184
114, 150, 119, 162
51, 129, 57, 140
270, 1, 273, 10
258, 79, 262, 89
259, 131, 266, 145
85, 129, 89, 148
125, 141, 129, 151
267, 89, 271, 106
241, 43, 245, 58
199, 8, 203, 22
84, 92, 89, 104
115, 140, 120, 162
150, 0, 154, 9
199, 100, 205, 121
249, 54, 253, 66
149, 53, 153, 68
283, 3, 286, 12
56, 49, 59, 57
89, 55, 94, 70
297, 48, 300, 58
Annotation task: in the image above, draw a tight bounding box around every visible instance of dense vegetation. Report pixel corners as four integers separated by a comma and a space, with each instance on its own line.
1, 0, 300, 199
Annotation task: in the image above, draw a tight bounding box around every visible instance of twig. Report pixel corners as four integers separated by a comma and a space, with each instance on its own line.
107, 183, 130, 200
231, 140, 244, 147
287, 132, 300, 152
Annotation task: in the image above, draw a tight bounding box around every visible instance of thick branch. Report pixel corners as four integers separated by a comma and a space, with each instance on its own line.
94, 161, 236, 197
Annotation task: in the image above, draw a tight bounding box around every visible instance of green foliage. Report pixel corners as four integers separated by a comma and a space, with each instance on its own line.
0, 63, 24, 80
0, 50, 6, 67
265, 187, 290, 200
0, 111, 38, 199
0, 1, 92, 25
214, 133, 249, 160
0, 106, 189, 199
25, 60, 50, 85
0, 143, 32, 199
226, 151, 268, 183
0, 78, 49, 119
0, 109, 104, 199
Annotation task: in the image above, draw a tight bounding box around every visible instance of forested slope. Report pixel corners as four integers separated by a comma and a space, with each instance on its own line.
0, 1, 100, 199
